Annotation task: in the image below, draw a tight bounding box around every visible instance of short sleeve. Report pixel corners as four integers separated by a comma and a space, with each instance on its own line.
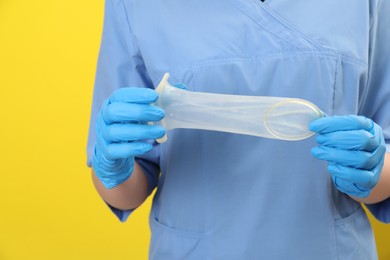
360, 0, 390, 223
87, 0, 160, 222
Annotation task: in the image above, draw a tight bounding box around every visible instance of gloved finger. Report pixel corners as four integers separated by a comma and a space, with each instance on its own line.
315, 130, 379, 151
97, 168, 133, 189
101, 123, 166, 142
309, 115, 372, 134
97, 132, 154, 159
102, 102, 165, 124
311, 145, 384, 170
332, 176, 371, 198
327, 164, 377, 188
96, 117, 161, 154
97, 169, 133, 189
105, 141, 154, 159
93, 147, 134, 177
109, 87, 158, 104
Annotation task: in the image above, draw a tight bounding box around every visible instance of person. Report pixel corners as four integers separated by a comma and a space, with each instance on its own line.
87, 0, 390, 259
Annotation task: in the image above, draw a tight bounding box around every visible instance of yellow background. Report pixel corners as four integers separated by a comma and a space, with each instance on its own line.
0, 1, 389, 259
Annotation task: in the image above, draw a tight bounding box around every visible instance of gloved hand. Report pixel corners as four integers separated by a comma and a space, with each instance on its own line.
92, 87, 166, 189
309, 115, 386, 198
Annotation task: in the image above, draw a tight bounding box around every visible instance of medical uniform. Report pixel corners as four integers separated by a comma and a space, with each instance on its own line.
87, 0, 390, 259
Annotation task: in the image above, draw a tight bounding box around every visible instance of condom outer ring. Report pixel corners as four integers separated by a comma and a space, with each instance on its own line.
264, 99, 323, 141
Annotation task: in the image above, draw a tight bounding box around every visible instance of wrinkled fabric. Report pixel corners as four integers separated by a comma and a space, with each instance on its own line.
87, 0, 390, 259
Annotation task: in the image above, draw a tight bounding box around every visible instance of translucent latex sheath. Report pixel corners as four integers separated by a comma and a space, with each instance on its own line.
152, 73, 324, 143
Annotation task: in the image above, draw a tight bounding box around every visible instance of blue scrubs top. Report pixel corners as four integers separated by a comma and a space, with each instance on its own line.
87, 0, 390, 259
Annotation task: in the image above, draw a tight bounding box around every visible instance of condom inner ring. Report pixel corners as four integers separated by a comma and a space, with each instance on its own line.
264, 99, 322, 141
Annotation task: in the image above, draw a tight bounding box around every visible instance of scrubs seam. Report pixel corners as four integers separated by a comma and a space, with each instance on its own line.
369, 0, 381, 31
229, 0, 368, 69
334, 219, 340, 260
262, 0, 274, 5
150, 216, 207, 238
334, 207, 366, 226
232, 0, 347, 53
196, 129, 209, 256
327, 176, 340, 259
192, 78, 213, 238
158, 53, 366, 83
151, 141, 165, 224
151, 55, 365, 80
331, 57, 340, 115
115, 0, 157, 89
358, 1, 381, 117
339, 55, 367, 68
167, 51, 337, 76
256, 0, 371, 69
118, 0, 140, 55
110, 0, 141, 60
227, 0, 304, 50
254, 0, 328, 51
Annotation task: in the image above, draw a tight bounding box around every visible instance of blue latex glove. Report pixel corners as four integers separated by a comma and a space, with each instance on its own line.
92, 87, 166, 189
309, 115, 386, 198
